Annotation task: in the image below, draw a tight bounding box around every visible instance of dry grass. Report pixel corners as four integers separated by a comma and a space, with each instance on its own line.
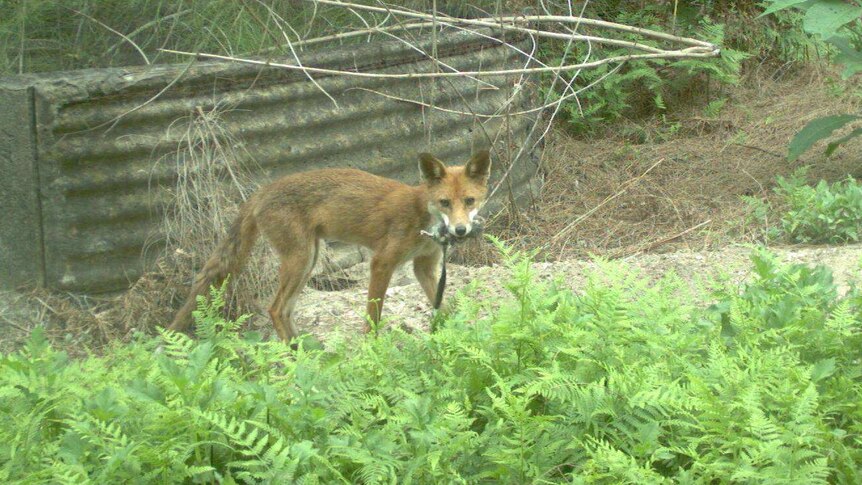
1, 104, 274, 351
156, 104, 271, 325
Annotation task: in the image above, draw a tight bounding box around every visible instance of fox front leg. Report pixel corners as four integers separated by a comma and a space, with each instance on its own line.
365, 253, 399, 333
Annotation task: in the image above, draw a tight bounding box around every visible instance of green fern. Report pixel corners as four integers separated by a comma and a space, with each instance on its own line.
2, 244, 861, 482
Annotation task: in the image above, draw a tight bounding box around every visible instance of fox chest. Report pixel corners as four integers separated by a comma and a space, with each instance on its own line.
399, 237, 442, 265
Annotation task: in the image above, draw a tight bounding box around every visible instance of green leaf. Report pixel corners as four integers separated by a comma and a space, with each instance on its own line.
788, 114, 860, 161
297, 334, 325, 351
803, 1, 862, 38
825, 127, 862, 156
758, 0, 813, 17
242, 331, 262, 344
704, 98, 728, 118
826, 36, 862, 78
811, 358, 836, 382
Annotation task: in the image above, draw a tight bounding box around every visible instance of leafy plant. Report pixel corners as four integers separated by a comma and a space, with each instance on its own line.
744, 170, 862, 244
1, 243, 861, 483
544, 9, 747, 133
761, 0, 862, 160
762, 170, 862, 243
703, 97, 728, 118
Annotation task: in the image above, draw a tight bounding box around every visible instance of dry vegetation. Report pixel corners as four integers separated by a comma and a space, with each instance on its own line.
480, 69, 862, 263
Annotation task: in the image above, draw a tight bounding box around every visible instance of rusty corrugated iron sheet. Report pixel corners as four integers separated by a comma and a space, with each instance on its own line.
0, 28, 541, 292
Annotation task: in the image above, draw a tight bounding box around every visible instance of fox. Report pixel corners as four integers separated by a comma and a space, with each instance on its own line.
168, 150, 492, 341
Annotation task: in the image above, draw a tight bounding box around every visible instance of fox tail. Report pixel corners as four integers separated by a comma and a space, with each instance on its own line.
168, 204, 259, 333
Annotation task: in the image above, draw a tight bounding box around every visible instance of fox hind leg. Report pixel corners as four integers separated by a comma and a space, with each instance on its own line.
261, 213, 321, 341
268, 239, 319, 341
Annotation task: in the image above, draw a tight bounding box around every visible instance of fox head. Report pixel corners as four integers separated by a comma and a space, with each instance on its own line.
419, 150, 491, 238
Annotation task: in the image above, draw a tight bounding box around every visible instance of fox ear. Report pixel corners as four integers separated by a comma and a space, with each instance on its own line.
465, 149, 491, 180
418, 153, 446, 183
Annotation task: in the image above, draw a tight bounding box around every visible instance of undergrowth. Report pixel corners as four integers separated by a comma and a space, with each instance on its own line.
0, 0, 504, 75
747, 170, 862, 244
541, 0, 823, 134
543, 9, 747, 134
1, 242, 861, 483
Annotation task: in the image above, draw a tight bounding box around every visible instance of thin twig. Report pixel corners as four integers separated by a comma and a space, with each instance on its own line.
734, 143, 785, 159
615, 219, 713, 257
287, 11, 702, 55
304, 0, 320, 39
347, 57, 620, 195
251, 0, 340, 107
68, 61, 194, 135
18, 0, 25, 74
487, 0, 594, 205
486, 59, 628, 203
106, 9, 192, 57
1, 314, 31, 333
280, 20, 433, 51
374, 27, 496, 89
32, 296, 61, 316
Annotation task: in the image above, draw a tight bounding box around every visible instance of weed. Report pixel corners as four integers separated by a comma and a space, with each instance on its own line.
703, 97, 728, 118
0, 0, 504, 75
543, 5, 751, 134
770, 170, 862, 244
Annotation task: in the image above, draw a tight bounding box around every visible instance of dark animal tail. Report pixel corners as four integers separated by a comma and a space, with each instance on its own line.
168, 204, 258, 333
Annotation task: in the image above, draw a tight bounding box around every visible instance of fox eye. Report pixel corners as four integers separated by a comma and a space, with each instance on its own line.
439, 199, 451, 208
464, 197, 475, 206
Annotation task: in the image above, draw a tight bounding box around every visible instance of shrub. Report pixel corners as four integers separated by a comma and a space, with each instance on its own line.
538, 0, 833, 134
1, 244, 860, 483
543, 11, 747, 134
774, 172, 862, 244
761, 0, 862, 161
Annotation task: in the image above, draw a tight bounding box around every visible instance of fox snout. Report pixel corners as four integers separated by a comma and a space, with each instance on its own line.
435, 214, 474, 238
446, 207, 483, 238
448, 216, 474, 238
446, 220, 471, 238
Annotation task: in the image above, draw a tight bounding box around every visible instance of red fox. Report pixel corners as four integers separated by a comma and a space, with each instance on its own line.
169, 150, 491, 341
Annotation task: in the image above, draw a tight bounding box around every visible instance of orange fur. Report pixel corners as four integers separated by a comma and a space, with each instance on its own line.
169, 150, 491, 341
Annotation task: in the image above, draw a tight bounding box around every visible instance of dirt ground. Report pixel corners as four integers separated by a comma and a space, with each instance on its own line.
282, 242, 862, 342
3, 242, 860, 351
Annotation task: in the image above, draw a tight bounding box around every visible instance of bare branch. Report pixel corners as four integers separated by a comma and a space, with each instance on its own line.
306, 0, 718, 49
159, 48, 718, 79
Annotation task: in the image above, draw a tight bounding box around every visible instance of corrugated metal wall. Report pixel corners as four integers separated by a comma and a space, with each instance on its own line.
0, 28, 541, 293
